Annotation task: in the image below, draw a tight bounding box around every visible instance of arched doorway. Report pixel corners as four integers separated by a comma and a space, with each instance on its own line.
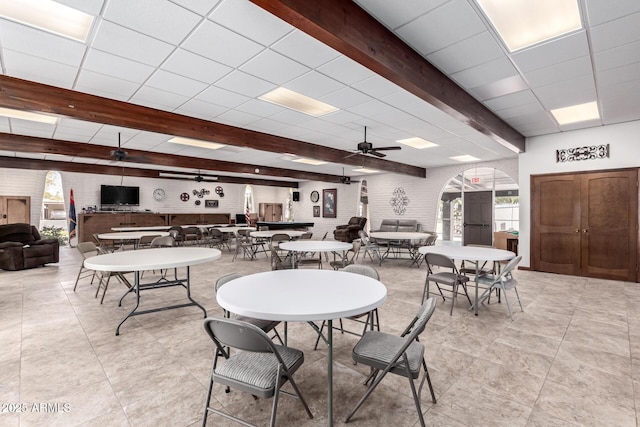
436, 168, 518, 245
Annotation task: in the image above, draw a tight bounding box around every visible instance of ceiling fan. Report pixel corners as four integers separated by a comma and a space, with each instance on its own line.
354, 126, 401, 158
340, 168, 360, 185
109, 133, 148, 163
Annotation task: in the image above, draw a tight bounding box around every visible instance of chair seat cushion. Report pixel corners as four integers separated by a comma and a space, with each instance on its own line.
215, 345, 304, 392
233, 315, 280, 333
477, 275, 518, 290
352, 331, 424, 379
427, 271, 469, 286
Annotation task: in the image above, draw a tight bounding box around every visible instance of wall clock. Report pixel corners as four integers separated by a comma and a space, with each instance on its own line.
153, 188, 166, 201
310, 191, 319, 203
180, 192, 190, 202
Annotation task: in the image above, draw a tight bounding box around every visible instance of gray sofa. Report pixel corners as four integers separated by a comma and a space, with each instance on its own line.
374, 219, 422, 232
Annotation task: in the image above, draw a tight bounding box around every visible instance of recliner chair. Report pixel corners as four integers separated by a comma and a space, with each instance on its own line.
0, 223, 60, 271
333, 216, 367, 242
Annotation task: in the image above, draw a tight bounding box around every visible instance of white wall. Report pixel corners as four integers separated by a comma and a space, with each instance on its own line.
519, 120, 640, 268
0, 168, 48, 225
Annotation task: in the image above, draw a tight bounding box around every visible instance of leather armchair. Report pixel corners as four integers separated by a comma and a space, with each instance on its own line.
333, 217, 367, 243
0, 223, 60, 271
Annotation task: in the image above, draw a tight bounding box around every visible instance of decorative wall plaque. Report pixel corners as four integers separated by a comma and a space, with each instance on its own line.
556, 144, 609, 162
205, 199, 219, 208
390, 187, 410, 216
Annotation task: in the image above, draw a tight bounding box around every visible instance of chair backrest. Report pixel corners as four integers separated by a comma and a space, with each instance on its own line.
150, 236, 175, 247
138, 234, 161, 246
348, 240, 362, 261
209, 228, 223, 238
204, 317, 277, 354
215, 272, 243, 293
184, 226, 200, 236
425, 252, 456, 270
425, 233, 438, 246
496, 255, 522, 280
271, 233, 290, 243
300, 232, 312, 239
76, 241, 98, 258
402, 297, 437, 339
343, 264, 380, 280
269, 243, 292, 270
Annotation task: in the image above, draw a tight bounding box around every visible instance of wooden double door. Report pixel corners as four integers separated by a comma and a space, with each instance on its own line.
531, 168, 638, 282
0, 196, 31, 225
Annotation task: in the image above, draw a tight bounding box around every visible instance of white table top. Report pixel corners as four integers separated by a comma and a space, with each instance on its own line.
250, 230, 308, 238
218, 226, 256, 234
370, 231, 432, 240
97, 231, 170, 240
111, 225, 170, 232
419, 245, 514, 261
84, 247, 221, 271
279, 241, 352, 253
216, 269, 387, 322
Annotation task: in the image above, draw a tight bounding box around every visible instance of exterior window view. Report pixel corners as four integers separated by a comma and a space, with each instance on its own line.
0, 1, 638, 426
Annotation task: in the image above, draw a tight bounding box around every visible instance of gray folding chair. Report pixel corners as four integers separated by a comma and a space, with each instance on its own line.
359, 230, 382, 266
473, 256, 523, 319
314, 264, 381, 350
345, 298, 437, 426
215, 273, 283, 345
329, 240, 361, 270
424, 252, 471, 315
202, 317, 313, 427
73, 241, 99, 291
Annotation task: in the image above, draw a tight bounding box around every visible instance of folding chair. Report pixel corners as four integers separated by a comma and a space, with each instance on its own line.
424, 252, 471, 315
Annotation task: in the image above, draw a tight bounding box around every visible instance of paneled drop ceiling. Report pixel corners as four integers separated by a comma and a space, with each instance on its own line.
0, 0, 638, 184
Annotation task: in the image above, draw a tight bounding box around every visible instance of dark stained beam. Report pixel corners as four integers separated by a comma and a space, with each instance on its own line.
0, 75, 426, 178
0, 132, 342, 183
0, 156, 299, 188
250, 0, 526, 153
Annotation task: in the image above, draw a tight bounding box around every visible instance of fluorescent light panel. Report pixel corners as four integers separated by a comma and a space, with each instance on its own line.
551, 101, 600, 125
0, 107, 58, 124
0, 0, 94, 42
476, 0, 582, 52
397, 137, 438, 149
259, 87, 339, 117
450, 155, 480, 162
168, 137, 224, 150
291, 158, 327, 166
352, 168, 379, 174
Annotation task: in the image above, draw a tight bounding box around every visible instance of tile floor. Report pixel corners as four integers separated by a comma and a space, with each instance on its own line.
0, 245, 638, 426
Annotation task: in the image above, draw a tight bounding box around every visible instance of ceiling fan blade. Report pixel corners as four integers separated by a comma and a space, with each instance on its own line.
368, 150, 386, 158
373, 146, 402, 151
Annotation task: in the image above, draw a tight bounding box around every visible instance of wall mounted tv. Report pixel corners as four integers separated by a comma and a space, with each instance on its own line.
100, 185, 140, 206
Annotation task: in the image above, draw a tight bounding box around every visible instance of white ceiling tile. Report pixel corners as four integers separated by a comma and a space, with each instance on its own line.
195, 86, 250, 108
129, 86, 191, 110
348, 99, 395, 118
285, 71, 344, 99
511, 31, 589, 72
54, 0, 105, 15
246, 118, 289, 133
317, 56, 375, 86
175, 99, 229, 120
235, 99, 284, 117
395, 0, 486, 55
351, 75, 402, 99
171, 0, 221, 16
533, 74, 597, 109
240, 49, 310, 85
83, 49, 156, 84
162, 49, 232, 84
320, 87, 373, 110
354, 0, 449, 30
146, 69, 208, 97
182, 20, 264, 67
451, 56, 518, 89
269, 109, 314, 126
271, 30, 340, 69
0, 20, 87, 66
427, 31, 504, 75
593, 39, 640, 72
484, 90, 539, 111
215, 70, 276, 97
469, 75, 528, 101
75, 69, 141, 100
585, 0, 640, 26
524, 56, 593, 88
209, 0, 292, 45
103, 0, 202, 44
319, 110, 363, 126
215, 109, 261, 126
590, 11, 640, 52
92, 20, 174, 66
2, 49, 78, 88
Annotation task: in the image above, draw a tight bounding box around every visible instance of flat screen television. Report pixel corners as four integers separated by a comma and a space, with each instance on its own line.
100, 185, 140, 206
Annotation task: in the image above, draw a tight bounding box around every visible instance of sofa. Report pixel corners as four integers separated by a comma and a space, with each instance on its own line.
333, 216, 367, 243
374, 219, 422, 232
0, 223, 60, 271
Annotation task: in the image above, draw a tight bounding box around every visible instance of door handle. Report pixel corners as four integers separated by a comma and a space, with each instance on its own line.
575, 229, 580, 233
583, 229, 588, 233
2, 214, 6, 219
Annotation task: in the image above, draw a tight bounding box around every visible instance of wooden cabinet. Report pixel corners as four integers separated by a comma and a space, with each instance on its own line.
0, 196, 30, 225
531, 168, 638, 282
168, 213, 230, 225
259, 203, 283, 222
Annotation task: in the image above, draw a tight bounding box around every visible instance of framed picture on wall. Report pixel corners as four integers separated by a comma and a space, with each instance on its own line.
322, 188, 337, 218
205, 199, 218, 208
313, 206, 320, 217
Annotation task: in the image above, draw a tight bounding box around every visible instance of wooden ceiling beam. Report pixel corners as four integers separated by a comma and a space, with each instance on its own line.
0, 132, 341, 183
0, 75, 426, 178
0, 156, 299, 188
250, 0, 526, 153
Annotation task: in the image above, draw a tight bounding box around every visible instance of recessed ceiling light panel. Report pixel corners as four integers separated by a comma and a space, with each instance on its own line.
476, 0, 582, 52
259, 87, 339, 117
168, 137, 224, 150
551, 101, 600, 125
396, 137, 438, 149
0, 107, 58, 124
0, 0, 95, 42
450, 155, 480, 162
292, 158, 327, 166
352, 168, 379, 174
